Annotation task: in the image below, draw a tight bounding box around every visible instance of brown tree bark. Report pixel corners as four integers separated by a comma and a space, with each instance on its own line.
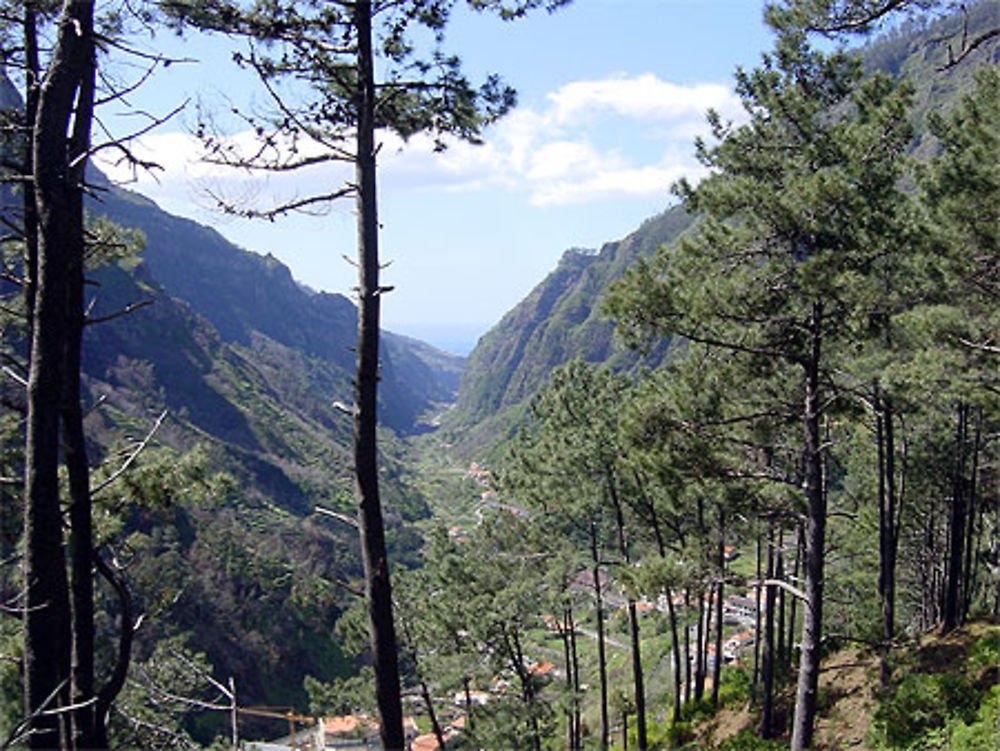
711, 512, 725, 708
961, 407, 981, 618
22, 1, 40, 328
790, 301, 827, 751
942, 404, 968, 635
568, 605, 581, 749
694, 588, 705, 702
753, 531, 762, 692
589, 522, 609, 750
776, 528, 786, 669
352, 4, 404, 749
759, 526, 776, 739
875, 389, 902, 687
787, 523, 802, 674
683, 587, 692, 706
24, 2, 96, 747
63, 20, 97, 746
608, 479, 647, 751
665, 585, 682, 723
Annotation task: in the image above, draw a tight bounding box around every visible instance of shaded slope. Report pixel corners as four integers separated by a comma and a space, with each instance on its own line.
90, 175, 463, 434
444, 206, 694, 454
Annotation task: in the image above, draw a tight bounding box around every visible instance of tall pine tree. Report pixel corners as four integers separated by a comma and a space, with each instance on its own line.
607, 33, 914, 749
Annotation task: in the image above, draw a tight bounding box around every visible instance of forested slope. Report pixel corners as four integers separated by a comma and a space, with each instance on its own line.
91, 174, 464, 435
1, 98, 460, 732
445, 0, 1000, 461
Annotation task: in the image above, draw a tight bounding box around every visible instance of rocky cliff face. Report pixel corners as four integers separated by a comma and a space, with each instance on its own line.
443, 206, 694, 455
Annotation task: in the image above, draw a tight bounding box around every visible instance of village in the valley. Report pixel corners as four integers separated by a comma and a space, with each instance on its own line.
254, 462, 774, 751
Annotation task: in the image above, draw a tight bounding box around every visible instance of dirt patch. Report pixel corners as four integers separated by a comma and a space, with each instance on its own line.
701, 705, 755, 748
813, 646, 879, 751
693, 622, 1000, 750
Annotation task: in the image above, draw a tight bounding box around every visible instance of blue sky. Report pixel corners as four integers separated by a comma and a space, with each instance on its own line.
95, 1, 778, 354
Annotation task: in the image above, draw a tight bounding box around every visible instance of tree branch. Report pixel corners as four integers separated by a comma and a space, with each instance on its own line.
84, 299, 154, 326
749, 577, 808, 602
91, 410, 168, 498
315, 505, 359, 529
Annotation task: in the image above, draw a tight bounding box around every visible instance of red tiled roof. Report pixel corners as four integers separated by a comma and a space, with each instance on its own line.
529, 661, 554, 676
323, 715, 376, 735
411, 732, 440, 751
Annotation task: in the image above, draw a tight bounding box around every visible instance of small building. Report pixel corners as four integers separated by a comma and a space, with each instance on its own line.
723, 594, 757, 622
724, 629, 756, 661
318, 715, 418, 750
527, 660, 554, 677
453, 690, 490, 707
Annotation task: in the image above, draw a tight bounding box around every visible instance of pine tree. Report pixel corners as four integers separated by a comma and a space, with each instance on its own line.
23, 1, 95, 746
160, 2, 569, 746
607, 33, 914, 749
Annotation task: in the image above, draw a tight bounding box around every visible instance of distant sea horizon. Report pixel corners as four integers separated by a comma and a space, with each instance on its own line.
387, 322, 486, 357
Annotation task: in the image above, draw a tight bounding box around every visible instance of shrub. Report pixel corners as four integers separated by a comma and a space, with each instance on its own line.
948, 684, 1000, 751
874, 671, 979, 748
717, 729, 786, 750
718, 666, 752, 708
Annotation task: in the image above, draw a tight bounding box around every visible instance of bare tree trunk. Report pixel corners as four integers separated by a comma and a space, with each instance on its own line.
921, 505, 937, 629
759, 526, 776, 739
962, 407, 981, 619
64, 26, 97, 747
694, 588, 705, 702
787, 523, 802, 674
353, 5, 403, 749
559, 605, 577, 750
93, 555, 135, 748
791, 302, 827, 751
608, 480, 646, 751
683, 587, 691, 707
569, 605, 581, 749
942, 404, 968, 635
589, 522, 609, 750
462, 676, 474, 732
24, 2, 97, 746
876, 396, 889, 685
776, 528, 786, 670
753, 530, 762, 692
625, 602, 646, 750
507, 625, 541, 751
420, 679, 446, 751
665, 585, 682, 723
711, 512, 725, 707
22, 2, 40, 329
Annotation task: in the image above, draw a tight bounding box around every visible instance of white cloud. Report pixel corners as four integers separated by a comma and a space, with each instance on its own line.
548, 74, 741, 124
384, 72, 743, 205
93, 73, 743, 212
530, 161, 710, 207
526, 141, 611, 181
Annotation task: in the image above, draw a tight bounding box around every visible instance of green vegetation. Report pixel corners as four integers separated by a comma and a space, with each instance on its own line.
861, 626, 998, 750
1, 1, 1000, 749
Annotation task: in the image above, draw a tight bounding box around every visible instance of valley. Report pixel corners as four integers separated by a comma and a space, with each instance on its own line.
2, 1, 1000, 750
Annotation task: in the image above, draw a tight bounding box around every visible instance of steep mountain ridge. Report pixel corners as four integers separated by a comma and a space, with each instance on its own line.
90, 176, 463, 435
443, 206, 693, 454
444, 1, 1000, 459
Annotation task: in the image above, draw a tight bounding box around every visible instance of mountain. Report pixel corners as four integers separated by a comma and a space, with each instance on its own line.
0, 138, 466, 722
442, 206, 694, 455
66, 180, 456, 716
90, 175, 463, 435
443, 0, 1000, 460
